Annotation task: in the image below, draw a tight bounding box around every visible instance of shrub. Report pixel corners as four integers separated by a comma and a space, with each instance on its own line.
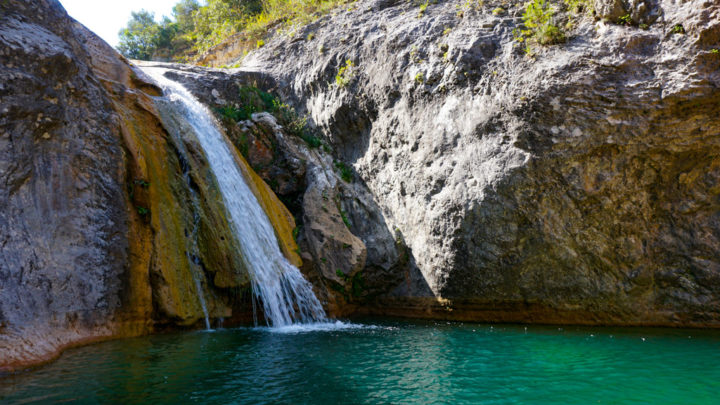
350, 272, 364, 297
120, 0, 350, 61
270, 100, 321, 148
334, 161, 353, 182
217, 105, 247, 122
335, 59, 356, 87
456, 0, 483, 18
340, 209, 351, 228
514, 0, 564, 54
524, 0, 564, 45
671, 24, 685, 34
215, 86, 320, 148
563, 0, 592, 14
135, 179, 150, 188
217, 86, 278, 122
418, 0, 429, 18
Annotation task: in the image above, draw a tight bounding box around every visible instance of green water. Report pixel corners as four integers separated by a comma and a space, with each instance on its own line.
1, 320, 719, 404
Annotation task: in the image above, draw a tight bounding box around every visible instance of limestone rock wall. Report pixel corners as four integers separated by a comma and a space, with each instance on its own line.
142, 62, 411, 315
2, 0, 719, 373
0, 0, 300, 371
233, 0, 720, 325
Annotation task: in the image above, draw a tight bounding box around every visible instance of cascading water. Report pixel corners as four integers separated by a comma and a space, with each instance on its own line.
182, 159, 212, 330
143, 67, 327, 327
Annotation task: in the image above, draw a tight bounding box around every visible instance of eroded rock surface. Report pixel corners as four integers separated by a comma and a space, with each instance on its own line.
0, 0, 298, 371
2, 0, 720, 373
141, 63, 411, 313
227, 0, 720, 325
0, 0, 139, 370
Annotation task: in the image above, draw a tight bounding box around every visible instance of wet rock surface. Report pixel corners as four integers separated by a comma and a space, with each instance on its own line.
143, 63, 411, 312
1, 1, 272, 371
2, 0, 720, 373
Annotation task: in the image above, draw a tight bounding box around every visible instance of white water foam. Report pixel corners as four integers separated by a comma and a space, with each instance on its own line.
144, 68, 327, 327
256, 320, 374, 334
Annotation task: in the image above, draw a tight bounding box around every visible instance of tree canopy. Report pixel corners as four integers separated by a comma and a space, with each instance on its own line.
116, 0, 346, 62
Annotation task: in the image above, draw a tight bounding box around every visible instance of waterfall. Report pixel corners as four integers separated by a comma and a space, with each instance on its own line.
143, 68, 327, 327
182, 157, 212, 330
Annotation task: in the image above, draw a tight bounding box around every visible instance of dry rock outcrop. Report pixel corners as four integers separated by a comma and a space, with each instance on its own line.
229, 0, 720, 325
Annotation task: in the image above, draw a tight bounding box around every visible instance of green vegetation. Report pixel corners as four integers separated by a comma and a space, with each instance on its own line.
563, 0, 592, 14
711, 49, 720, 54
671, 24, 685, 34
118, 10, 180, 60
118, 0, 350, 61
492, 7, 505, 16
418, 0, 429, 18
340, 209, 351, 228
128, 178, 150, 200
217, 86, 276, 121
617, 14, 631, 26
514, 0, 564, 55
216, 86, 321, 148
510, 0, 594, 55
334, 269, 364, 298
456, 0, 482, 18
335, 59, 356, 87
350, 272, 364, 297
136, 206, 150, 216
135, 179, 150, 188
414, 72, 424, 84
334, 161, 353, 182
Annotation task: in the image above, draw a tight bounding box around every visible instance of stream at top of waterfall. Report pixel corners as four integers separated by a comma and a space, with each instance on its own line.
1, 319, 719, 404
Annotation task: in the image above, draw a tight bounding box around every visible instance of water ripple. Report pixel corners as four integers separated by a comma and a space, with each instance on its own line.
1, 321, 719, 404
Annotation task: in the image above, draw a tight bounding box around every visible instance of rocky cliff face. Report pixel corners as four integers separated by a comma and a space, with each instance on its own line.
1, 0, 138, 370
220, 0, 719, 325
135, 62, 412, 315
1, 0, 719, 372
0, 0, 303, 371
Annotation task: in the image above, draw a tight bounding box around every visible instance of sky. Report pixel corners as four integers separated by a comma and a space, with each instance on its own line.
59, 0, 180, 47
